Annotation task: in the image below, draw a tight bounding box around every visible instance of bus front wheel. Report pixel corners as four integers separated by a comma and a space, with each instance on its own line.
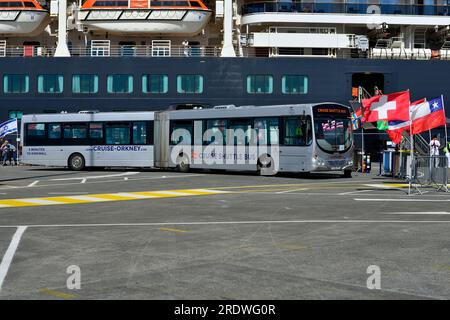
68, 153, 85, 171
343, 170, 352, 178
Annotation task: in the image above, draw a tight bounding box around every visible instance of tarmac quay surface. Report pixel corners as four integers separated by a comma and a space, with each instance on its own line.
0, 166, 449, 300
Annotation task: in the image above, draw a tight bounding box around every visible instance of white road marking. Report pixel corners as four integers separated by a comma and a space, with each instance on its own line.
124, 177, 128, 181
276, 188, 309, 194
355, 198, 450, 202
385, 212, 450, 215
338, 190, 373, 196
65, 196, 110, 202
364, 184, 401, 189
0, 220, 449, 229
0, 174, 205, 191
0, 226, 27, 291
27, 181, 39, 187
81, 179, 87, 184
51, 172, 140, 181
18, 199, 61, 205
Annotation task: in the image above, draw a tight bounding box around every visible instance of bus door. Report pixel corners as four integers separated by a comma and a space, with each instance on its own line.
279, 115, 314, 172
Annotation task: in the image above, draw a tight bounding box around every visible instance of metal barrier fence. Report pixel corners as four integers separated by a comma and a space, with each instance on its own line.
409, 155, 449, 194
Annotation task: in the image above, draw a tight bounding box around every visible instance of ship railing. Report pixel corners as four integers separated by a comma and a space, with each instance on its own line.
241, 2, 450, 16
0, 45, 223, 58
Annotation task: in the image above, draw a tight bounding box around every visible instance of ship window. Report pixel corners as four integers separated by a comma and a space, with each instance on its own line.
3, 74, 29, 93
176, 75, 203, 94
23, 2, 36, 7
37, 75, 64, 93
72, 74, 99, 94
282, 75, 308, 94
142, 75, 168, 94
246, 75, 273, 94
92, 1, 128, 7
0, 2, 23, 7
107, 75, 133, 94
8, 110, 23, 120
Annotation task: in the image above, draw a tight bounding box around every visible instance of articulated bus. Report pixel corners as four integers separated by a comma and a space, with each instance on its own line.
20, 103, 354, 176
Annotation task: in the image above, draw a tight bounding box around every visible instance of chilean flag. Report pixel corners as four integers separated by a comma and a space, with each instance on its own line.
386, 99, 425, 144
362, 90, 410, 123
410, 96, 446, 135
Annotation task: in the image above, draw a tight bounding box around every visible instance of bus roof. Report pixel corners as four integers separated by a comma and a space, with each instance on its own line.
21, 111, 155, 122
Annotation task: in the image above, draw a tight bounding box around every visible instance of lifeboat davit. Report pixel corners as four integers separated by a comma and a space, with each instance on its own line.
0, 0, 49, 35
79, 0, 212, 35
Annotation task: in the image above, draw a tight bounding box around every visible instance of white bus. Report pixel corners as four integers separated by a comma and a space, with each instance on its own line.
21, 103, 354, 176
21, 111, 154, 170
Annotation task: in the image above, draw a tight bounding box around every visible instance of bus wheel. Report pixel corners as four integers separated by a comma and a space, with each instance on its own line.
177, 155, 190, 173
68, 153, 85, 171
258, 154, 275, 176
343, 170, 352, 178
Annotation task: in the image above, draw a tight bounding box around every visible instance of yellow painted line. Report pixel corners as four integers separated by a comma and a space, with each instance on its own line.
0, 189, 229, 209
159, 227, 188, 233
38, 288, 76, 300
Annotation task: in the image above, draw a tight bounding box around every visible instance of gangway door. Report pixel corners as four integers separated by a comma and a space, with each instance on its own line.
154, 112, 170, 168
130, 0, 148, 8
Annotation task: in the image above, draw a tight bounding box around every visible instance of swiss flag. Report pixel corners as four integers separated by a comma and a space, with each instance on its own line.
362, 90, 410, 123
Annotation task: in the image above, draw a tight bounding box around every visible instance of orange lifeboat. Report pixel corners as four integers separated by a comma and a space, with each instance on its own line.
79, 0, 212, 35
0, 0, 49, 35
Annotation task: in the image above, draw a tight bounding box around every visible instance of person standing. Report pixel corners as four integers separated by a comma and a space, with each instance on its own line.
1, 140, 10, 166
429, 135, 441, 167
443, 140, 450, 168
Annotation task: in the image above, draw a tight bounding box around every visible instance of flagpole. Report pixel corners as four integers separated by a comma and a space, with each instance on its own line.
441, 94, 448, 146
409, 96, 414, 195
359, 86, 364, 174
16, 119, 19, 165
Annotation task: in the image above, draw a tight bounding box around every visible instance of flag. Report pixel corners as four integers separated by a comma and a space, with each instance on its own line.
351, 109, 362, 130
410, 96, 446, 135
385, 98, 426, 144
362, 90, 410, 122
0, 118, 18, 138
376, 121, 388, 131
386, 120, 410, 144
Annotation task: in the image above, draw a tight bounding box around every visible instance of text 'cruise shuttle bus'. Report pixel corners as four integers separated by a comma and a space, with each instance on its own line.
21, 112, 155, 170
20, 103, 354, 176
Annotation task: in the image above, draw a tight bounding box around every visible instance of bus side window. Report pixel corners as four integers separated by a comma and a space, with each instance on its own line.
228, 119, 253, 146
132, 122, 147, 145
254, 117, 279, 145
105, 122, 131, 145
204, 119, 226, 145
63, 123, 88, 139
170, 120, 193, 145
48, 123, 61, 140
283, 116, 312, 146
26, 123, 46, 146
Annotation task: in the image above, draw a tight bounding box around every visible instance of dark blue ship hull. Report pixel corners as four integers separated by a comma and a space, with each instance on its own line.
0, 57, 449, 118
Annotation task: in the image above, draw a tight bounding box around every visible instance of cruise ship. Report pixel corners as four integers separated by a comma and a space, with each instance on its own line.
0, 0, 449, 137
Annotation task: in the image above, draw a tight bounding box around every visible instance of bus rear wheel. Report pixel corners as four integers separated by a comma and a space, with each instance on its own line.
177, 155, 190, 173
68, 153, 85, 171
